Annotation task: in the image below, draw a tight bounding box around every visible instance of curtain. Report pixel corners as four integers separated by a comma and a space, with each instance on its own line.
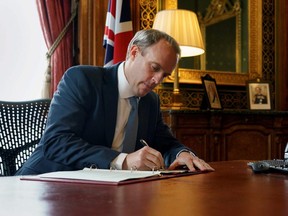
36, 0, 74, 98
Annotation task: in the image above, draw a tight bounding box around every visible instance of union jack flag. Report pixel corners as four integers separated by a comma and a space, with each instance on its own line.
103, 0, 133, 67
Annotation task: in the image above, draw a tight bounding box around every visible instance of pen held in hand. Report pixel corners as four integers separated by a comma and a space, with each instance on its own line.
140, 139, 149, 147
140, 139, 166, 170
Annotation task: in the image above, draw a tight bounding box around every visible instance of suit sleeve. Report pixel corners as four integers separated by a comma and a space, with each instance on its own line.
140, 93, 195, 166
41, 66, 120, 170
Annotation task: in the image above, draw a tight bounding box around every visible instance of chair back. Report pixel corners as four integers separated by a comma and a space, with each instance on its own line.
0, 99, 51, 176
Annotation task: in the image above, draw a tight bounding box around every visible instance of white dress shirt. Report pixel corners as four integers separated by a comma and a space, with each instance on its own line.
110, 62, 136, 169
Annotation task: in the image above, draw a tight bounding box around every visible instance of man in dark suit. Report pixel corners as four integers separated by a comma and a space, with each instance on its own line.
254, 86, 268, 104
16, 29, 214, 175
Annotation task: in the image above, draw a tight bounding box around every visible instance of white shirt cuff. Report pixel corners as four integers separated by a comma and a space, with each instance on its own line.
176, 149, 196, 158
110, 153, 128, 170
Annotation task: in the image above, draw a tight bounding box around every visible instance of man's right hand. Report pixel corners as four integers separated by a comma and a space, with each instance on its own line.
122, 146, 165, 171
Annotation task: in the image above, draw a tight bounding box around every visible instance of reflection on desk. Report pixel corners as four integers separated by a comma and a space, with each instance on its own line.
1, 160, 287, 216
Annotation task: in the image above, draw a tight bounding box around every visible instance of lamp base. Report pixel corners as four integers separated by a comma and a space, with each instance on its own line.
171, 89, 184, 109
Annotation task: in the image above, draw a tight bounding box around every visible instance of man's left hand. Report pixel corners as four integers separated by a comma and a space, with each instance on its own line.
168, 152, 215, 172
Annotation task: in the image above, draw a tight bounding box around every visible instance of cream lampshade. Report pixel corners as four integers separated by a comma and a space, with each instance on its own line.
152, 9, 205, 108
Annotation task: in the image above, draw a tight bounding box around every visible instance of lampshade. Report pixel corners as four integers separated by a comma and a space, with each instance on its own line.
152, 9, 205, 57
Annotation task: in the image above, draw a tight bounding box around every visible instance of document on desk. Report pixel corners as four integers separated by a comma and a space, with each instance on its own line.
20, 168, 199, 185
40, 168, 161, 183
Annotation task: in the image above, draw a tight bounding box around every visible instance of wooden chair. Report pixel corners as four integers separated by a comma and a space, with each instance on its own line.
0, 99, 51, 176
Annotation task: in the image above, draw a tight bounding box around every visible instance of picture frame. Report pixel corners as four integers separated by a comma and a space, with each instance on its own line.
247, 79, 271, 110
200, 74, 222, 110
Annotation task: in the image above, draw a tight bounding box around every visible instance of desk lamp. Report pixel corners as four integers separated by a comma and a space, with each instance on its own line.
152, 9, 205, 108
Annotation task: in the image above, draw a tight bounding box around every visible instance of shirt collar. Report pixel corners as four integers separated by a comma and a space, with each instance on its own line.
118, 62, 134, 99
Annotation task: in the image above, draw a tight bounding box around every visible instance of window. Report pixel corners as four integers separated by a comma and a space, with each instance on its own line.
0, 0, 47, 101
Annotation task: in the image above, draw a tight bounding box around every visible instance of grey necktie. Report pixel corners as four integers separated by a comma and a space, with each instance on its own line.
122, 96, 139, 153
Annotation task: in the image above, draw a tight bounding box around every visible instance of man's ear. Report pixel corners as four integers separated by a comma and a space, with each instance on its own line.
129, 45, 139, 59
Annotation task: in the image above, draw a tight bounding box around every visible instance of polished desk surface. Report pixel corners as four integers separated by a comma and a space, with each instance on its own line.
1, 161, 287, 216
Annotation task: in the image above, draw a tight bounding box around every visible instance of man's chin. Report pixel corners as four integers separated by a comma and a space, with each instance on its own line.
138, 89, 151, 97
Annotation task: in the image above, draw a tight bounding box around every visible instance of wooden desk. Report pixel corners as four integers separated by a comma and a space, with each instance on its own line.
1, 161, 287, 216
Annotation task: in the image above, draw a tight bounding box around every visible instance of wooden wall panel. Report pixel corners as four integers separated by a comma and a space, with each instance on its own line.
78, 0, 108, 66
163, 110, 288, 162
275, 0, 288, 110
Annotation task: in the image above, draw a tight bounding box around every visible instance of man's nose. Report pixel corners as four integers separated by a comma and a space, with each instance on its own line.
152, 73, 164, 84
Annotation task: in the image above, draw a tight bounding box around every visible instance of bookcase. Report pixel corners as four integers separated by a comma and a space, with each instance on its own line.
162, 109, 288, 162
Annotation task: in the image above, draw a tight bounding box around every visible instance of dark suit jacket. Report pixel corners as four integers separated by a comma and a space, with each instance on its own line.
16, 63, 191, 175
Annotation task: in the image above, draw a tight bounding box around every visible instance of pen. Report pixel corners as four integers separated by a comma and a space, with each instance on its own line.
140, 139, 149, 147
140, 139, 166, 170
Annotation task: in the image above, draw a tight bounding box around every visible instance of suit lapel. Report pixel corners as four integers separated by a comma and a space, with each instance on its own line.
103, 65, 119, 147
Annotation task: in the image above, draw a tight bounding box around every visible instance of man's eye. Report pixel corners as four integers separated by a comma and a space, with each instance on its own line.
152, 65, 160, 72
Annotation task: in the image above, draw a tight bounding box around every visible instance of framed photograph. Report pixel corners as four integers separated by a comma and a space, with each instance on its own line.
201, 74, 222, 110
247, 80, 271, 110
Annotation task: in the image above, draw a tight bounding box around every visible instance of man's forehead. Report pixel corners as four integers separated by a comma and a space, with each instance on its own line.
149, 40, 177, 68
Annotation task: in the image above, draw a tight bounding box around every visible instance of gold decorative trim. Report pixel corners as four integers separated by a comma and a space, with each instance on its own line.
158, 0, 177, 10
139, 0, 158, 29
164, 0, 177, 9
178, 69, 248, 86
248, 0, 262, 80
